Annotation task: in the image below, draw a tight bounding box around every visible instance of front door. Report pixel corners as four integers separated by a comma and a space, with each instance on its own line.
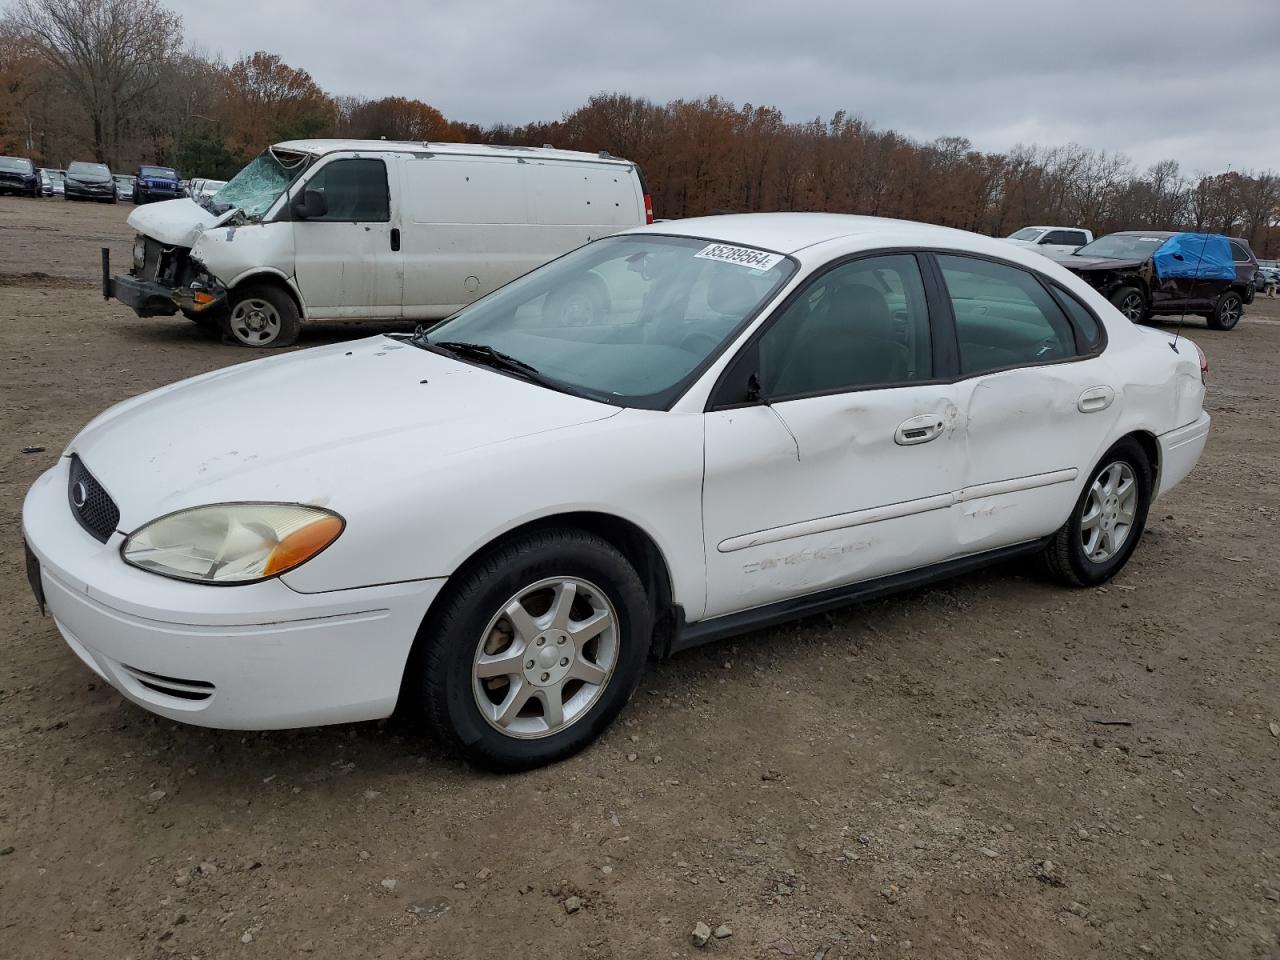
701, 253, 963, 619
291, 155, 402, 319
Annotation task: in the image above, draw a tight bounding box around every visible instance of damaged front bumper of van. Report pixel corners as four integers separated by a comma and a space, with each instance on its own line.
101, 247, 227, 318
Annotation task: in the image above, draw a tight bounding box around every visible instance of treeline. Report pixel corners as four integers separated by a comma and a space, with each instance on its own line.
2, 0, 1277, 256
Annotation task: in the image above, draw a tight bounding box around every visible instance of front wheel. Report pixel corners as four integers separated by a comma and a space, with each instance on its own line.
412, 529, 652, 771
1207, 290, 1243, 331
222, 284, 300, 347
1109, 286, 1147, 323
1041, 438, 1152, 587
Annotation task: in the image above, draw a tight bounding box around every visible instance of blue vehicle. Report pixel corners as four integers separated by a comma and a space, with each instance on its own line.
133, 164, 181, 204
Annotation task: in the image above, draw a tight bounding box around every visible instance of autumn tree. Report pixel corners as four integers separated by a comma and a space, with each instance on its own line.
219, 51, 333, 156
4, 0, 181, 163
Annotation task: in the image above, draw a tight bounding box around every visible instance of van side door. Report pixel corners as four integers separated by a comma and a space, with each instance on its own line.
290, 154, 403, 319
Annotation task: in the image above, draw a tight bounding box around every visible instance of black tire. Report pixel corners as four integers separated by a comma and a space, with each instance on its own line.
222, 283, 301, 348
1041, 438, 1153, 587
1109, 286, 1147, 323
1207, 290, 1243, 331
543, 275, 611, 326
411, 529, 652, 771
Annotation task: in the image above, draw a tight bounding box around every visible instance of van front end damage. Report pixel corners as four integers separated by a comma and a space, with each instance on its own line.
101, 239, 227, 320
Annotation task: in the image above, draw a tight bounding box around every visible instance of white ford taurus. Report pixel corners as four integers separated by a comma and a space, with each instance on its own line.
23, 214, 1211, 770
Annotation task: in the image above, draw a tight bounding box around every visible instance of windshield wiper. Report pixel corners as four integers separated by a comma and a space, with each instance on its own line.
424, 339, 569, 392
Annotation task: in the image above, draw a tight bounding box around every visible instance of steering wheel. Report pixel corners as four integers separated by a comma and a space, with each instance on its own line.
679, 331, 719, 355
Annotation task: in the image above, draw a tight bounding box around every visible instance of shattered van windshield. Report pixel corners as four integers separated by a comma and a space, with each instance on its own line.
209, 147, 311, 218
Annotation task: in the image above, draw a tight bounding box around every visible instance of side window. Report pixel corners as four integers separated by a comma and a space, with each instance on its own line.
303, 158, 389, 222
1053, 287, 1103, 350
758, 254, 931, 398
937, 255, 1076, 376
1063, 231, 1089, 247
1040, 231, 1068, 245
1229, 241, 1251, 263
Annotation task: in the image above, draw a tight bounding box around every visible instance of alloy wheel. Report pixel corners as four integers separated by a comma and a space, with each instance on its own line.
471, 577, 619, 739
1080, 461, 1138, 562
1119, 293, 1145, 322
1219, 295, 1241, 328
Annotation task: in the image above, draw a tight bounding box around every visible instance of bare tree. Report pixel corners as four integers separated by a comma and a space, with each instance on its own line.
5, 0, 181, 164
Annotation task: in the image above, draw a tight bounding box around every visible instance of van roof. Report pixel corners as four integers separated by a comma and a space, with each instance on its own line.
272, 139, 636, 167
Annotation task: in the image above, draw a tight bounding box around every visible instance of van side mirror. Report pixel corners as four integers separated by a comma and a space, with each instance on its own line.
292, 189, 327, 220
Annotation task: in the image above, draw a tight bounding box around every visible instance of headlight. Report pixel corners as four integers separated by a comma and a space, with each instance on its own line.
122, 504, 344, 584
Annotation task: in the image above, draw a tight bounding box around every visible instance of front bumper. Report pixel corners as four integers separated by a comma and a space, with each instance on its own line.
22, 458, 444, 730
103, 247, 227, 318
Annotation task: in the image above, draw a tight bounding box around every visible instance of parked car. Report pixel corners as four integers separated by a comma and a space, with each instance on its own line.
195, 178, 226, 199
28, 213, 1210, 770
0, 155, 41, 197
133, 164, 181, 204
41, 168, 66, 197
106, 140, 654, 346
1253, 265, 1279, 295
113, 175, 135, 202
64, 161, 116, 202
1004, 225, 1094, 256
1055, 231, 1258, 330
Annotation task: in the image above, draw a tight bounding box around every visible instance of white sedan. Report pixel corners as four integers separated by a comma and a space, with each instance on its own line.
22, 214, 1211, 770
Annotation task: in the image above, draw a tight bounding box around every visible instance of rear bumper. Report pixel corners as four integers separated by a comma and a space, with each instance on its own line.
22, 459, 444, 729
1156, 411, 1210, 499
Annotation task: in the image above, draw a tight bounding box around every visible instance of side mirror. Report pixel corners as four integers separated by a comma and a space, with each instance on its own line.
291, 189, 327, 220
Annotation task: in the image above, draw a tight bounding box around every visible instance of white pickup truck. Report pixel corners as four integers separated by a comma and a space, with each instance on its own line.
1004, 225, 1094, 257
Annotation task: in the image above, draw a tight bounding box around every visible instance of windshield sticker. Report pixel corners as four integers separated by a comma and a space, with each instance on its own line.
695, 243, 784, 271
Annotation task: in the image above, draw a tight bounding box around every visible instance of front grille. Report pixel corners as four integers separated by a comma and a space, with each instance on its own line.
67, 455, 120, 543
120, 665, 215, 702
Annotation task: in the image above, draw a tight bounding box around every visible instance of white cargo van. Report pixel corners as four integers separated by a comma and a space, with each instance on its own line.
105, 140, 653, 347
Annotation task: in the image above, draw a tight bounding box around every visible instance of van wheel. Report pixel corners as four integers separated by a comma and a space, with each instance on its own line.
223, 284, 300, 348
1207, 291, 1243, 331
544, 276, 610, 326
411, 529, 651, 771
1040, 438, 1152, 587
1109, 287, 1147, 323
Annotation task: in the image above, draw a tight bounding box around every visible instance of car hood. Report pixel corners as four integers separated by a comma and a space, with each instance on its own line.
67, 173, 111, 184
68, 336, 620, 529
127, 198, 234, 246
1055, 255, 1145, 272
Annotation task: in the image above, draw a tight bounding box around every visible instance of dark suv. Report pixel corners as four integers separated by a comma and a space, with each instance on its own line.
0, 155, 40, 197
1055, 231, 1258, 331
133, 164, 181, 204
64, 161, 117, 203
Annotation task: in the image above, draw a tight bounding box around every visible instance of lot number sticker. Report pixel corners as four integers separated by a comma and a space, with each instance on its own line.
695, 243, 784, 272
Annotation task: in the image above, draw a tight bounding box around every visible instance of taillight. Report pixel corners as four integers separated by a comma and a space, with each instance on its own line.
643, 194, 654, 225
1192, 340, 1208, 384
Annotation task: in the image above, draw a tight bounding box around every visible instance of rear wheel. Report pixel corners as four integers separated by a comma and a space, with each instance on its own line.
1109, 286, 1147, 323
1041, 438, 1152, 587
411, 529, 652, 771
1207, 290, 1243, 331
222, 284, 300, 348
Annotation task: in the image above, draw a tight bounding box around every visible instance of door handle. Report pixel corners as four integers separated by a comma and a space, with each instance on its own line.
390, 228, 401, 252
895, 413, 944, 446
1077, 385, 1114, 414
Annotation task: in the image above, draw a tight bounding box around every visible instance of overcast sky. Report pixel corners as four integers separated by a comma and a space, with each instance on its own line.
172, 0, 1279, 174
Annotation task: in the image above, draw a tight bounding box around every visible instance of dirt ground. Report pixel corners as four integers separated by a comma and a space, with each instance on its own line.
1, 194, 1278, 960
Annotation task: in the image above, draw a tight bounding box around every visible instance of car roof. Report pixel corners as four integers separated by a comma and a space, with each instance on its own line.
1109, 230, 1177, 239
272, 139, 635, 168
623, 212, 1018, 256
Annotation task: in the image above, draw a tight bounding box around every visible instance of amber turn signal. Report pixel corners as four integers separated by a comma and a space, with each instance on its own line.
264, 515, 345, 577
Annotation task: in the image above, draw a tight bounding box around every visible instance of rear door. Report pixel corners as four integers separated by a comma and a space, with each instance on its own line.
932, 253, 1117, 551
290, 154, 402, 319
1039, 230, 1090, 256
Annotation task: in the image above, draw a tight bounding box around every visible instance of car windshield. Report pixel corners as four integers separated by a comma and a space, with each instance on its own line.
0, 157, 33, 173
209, 147, 311, 218
1073, 234, 1169, 260
419, 234, 796, 409
1008, 228, 1043, 241
68, 162, 110, 178
140, 166, 175, 178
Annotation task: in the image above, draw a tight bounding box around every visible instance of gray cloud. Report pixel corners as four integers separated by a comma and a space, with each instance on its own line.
174, 0, 1280, 173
